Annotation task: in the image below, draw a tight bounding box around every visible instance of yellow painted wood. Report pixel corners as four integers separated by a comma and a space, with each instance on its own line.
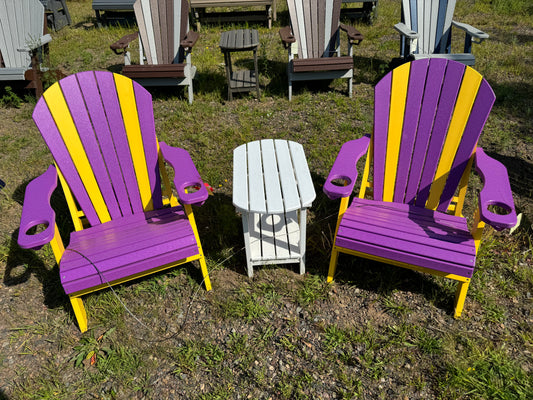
50, 224, 65, 264
157, 145, 179, 207
44, 84, 111, 224
334, 245, 471, 282
383, 63, 410, 202
471, 208, 486, 253
327, 248, 340, 282
184, 204, 212, 291
426, 68, 482, 210
70, 296, 88, 333
114, 74, 154, 211
56, 165, 85, 231
454, 280, 471, 318
358, 140, 373, 199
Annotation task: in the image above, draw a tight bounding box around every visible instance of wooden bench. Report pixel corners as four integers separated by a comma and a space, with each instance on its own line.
92, 0, 136, 26
190, 0, 276, 29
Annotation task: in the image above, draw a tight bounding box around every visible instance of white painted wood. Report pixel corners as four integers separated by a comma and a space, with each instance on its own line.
287, 141, 316, 207
273, 213, 290, 259
247, 141, 267, 213
285, 210, 300, 256
294, 0, 306, 58
428, 0, 438, 54
298, 209, 307, 274
173, 0, 180, 62
323, 0, 333, 57
232, 144, 249, 213
260, 213, 276, 260
274, 140, 301, 211
261, 139, 284, 214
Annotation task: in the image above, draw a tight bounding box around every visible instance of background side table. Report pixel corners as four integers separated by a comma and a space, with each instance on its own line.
233, 139, 316, 277
220, 29, 260, 100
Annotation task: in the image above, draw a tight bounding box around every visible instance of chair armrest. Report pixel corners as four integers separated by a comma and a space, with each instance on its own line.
474, 148, 517, 231
110, 32, 139, 55
180, 31, 200, 51
323, 135, 371, 200
159, 142, 208, 206
17, 34, 52, 52
340, 23, 363, 44
452, 21, 489, 41
279, 26, 295, 48
18, 165, 58, 250
393, 22, 419, 40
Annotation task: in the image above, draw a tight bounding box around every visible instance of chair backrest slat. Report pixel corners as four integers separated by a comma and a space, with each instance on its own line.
402, 0, 456, 54
33, 71, 162, 227
372, 59, 495, 212
133, 0, 186, 65
0, 0, 45, 68
287, 0, 342, 59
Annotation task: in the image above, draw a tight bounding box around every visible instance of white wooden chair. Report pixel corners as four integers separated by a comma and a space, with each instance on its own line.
394, 0, 489, 66
0, 0, 52, 97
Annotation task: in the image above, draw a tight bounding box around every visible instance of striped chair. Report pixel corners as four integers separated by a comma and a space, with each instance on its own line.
110, 0, 198, 103
394, 0, 488, 65
324, 59, 516, 318
18, 71, 211, 332
279, 0, 363, 100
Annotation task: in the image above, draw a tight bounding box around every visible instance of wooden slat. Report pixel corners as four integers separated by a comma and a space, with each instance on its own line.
414, 60, 464, 208
247, 141, 267, 213
383, 62, 410, 202
261, 140, 284, 214
260, 214, 276, 259
288, 140, 316, 208
394, 59, 429, 203
274, 140, 301, 211
292, 56, 353, 72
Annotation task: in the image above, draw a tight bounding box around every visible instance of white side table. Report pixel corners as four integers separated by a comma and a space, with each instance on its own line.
233, 139, 316, 277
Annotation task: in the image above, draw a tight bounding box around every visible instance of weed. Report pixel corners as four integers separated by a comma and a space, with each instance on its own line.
0, 86, 22, 108
296, 274, 329, 306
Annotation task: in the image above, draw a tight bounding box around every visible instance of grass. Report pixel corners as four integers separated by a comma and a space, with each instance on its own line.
0, 0, 532, 398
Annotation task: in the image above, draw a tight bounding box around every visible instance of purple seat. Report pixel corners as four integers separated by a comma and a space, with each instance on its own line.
18, 71, 211, 332
324, 59, 516, 318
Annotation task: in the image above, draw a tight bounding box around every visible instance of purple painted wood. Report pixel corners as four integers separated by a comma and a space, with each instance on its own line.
134, 80, 163, 210
404, 58, 447, 204
160, 142, 209, 205
75, 71, 134, 217
372, 70, 392, 201
18, 165, 58, 250
336, 198, 477, 278
323, 135, 370, 200
95, 72, 144, 213
437, 79, 495, 212
32, 95, 102, 226
394, 59, 429, 203
60, 205, 198, 294
415, 60, 465, 207
59, 74, 122, 220
475, 148, 517, 230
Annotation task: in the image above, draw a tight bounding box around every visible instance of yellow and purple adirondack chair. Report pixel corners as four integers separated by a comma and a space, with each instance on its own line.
324, 59, 516, 317
17, 71, 211, 332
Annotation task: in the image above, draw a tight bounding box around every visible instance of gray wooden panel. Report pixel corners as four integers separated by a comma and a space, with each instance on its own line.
150, 0, 163, 64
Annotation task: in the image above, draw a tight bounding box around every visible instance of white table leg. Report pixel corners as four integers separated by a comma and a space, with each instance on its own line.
299, 208, 307, 274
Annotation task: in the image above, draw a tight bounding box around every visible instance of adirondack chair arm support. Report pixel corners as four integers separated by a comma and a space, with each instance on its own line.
452, 20, 489, 42
110, 32, 139, 55
180, 31, 199, 52
474, 148, 517, 231
159, 142, 208, 206
323, 135, 371, 200
394, 22, 419, 40
340, 23, 363, 44
17, 34, 52, 52
18, 165, 58, 250
279, 26, 296, 48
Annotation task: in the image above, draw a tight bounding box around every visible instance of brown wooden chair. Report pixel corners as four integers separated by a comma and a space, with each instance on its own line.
111, 0, 199, 103
279, 0, 363, 100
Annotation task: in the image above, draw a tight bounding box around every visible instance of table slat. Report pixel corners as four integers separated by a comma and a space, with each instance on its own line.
261, 139, 284, 213
288, 140, 316, 207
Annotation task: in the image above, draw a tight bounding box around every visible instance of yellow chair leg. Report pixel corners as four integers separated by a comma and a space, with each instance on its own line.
199, 255, 212, 291
70, 296, 88, 333
454, 279, 470, 318
327, 248, 339, 283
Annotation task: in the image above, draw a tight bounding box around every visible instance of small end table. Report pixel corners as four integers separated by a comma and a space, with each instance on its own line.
220, 29, 260, 100
233, 139, 316, 277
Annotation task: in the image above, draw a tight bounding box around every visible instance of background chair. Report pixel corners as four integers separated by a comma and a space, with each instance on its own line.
18, 71, 211, 332
0, 0, 52, 98
323, 59, 516, 318
111, 0, 199, 104
39, 0, 71, 31
394, 0, 488, 65
279, 0, 363, 100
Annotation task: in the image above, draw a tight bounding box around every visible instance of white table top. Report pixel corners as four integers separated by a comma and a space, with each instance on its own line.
233, 139, 316, 214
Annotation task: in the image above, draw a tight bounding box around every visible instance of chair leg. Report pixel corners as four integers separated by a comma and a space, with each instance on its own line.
187, 81, 193, 104
70, 296, 88, 333
348, 76, 353, 97
454, 279, 470, 318
327, 248, 339, 283
288, 79, 292, 101
198, 254, 212, 291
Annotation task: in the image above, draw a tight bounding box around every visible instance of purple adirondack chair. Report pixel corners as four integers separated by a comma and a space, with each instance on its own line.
18, 71, 211, 332
323, 58, 516, 318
